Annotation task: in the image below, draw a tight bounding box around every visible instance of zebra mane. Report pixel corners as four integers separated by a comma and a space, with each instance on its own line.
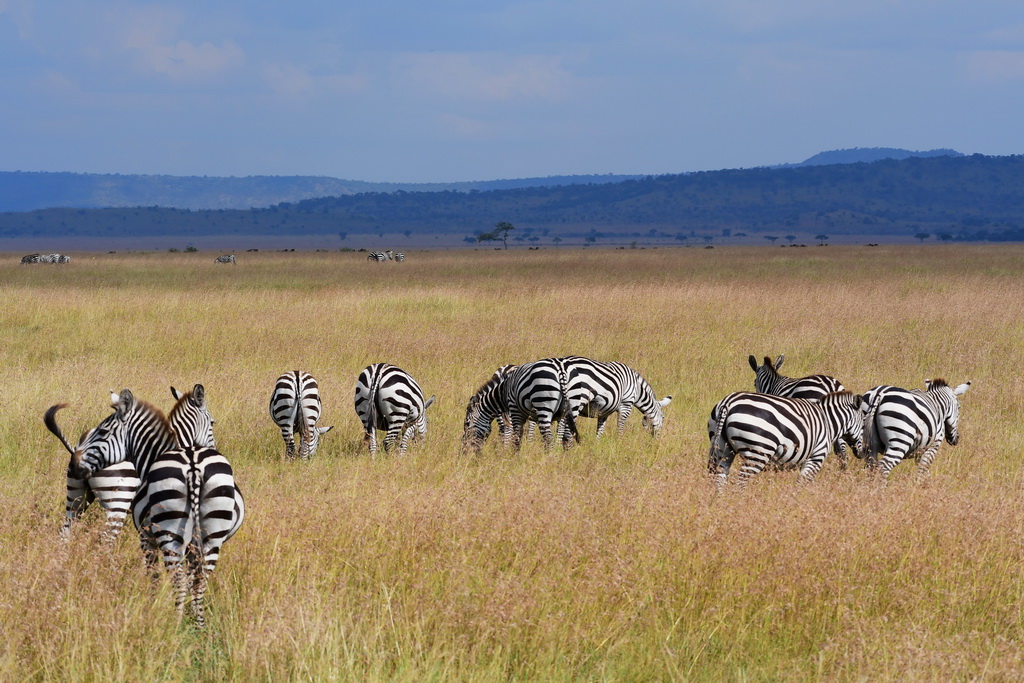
927, 378, 949, 389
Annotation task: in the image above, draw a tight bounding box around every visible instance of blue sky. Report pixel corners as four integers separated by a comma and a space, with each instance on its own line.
2, 1, 1023, 182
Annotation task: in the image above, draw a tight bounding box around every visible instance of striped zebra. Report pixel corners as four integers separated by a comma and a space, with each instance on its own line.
214, 254, 236, 264
709, 355, 849, 467
493, 358, 578, 451
708, 391, 865, 491
22, 253, 70, 264
354, 363, 435, 456
462, 365, 519, 452
169, 384, 216, 449
21, 253, 40, 263
44, 387, 214, 541
367, 250, 394, 262
859, 379, 971, 481
269, 371, 333, 460
559, 356, 672, 437
132, 443, 244, 628
394, 252, 405, 262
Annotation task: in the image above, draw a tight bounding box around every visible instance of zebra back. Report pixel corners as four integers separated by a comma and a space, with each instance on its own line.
749, 354, 844, 400
355, 363, 434, 455
270, 371, 332, 459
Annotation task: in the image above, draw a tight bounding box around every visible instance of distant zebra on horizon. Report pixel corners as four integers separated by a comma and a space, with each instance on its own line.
367, 250, 394, 262
860, 378, 971, 481
214, 254, 236, 264
394, 252, 405, 262
21, 253, 70, 264
269, 371, 333, 460
354, 363, 435, 456
708, 391, 865, 491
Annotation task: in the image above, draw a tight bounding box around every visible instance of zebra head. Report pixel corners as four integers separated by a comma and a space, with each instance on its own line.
824, 391, 865, 457
414, 395, 437, 441
641, 395, 673, 436
925, 379, 971, 445
169, 384, 216, 449
297, 422, 334, 459
463, 379, 503, 453
46, 390, 136, 480
749, 354, 785, 393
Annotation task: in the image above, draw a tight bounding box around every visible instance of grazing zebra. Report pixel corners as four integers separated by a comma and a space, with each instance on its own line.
559, 356, 672, 437
860, 379, 971, 481
214, 254, 236, 264
21, 253, 70, 264
497, 358, 579, 451
354, 363, 435, 456
462, 365, 520, 452
394, 252, 405, 262
269, 371, 334, 459
21, 253, 40, 263
367, 250, 395, 262
44, 387, 214, 542
708, 391, 865, 491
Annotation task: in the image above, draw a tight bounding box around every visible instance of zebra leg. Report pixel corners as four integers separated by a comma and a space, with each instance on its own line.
281, 424, 297, 459
595, 414, 610, 439
191, 565, 209, 629
383, 425, 403, 454
537, 418, 555, 450
834, 440, 849, 471
735, 452, 770, 489
398, 425, 416, 456
63, 481, 94, 540
915, 439, 944, 484
616, 406, 634, 435
798, 450, 829, 484
877, 447, 908, 482
363, 428, 378, 456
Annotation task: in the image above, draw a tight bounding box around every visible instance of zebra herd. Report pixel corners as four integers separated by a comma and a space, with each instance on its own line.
21, 253, 70, 264
42, 352, 969, 626
707, 355, 971, 491
367, 250, 405, 262
214, 254, 237, 264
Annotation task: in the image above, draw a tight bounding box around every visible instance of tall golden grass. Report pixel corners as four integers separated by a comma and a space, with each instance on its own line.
2, 245, 1023, 680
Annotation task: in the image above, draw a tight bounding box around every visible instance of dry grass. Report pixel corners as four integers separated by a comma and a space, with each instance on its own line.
2, 245, 1023, 680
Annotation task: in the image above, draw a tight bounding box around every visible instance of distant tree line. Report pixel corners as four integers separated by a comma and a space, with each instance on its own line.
2, 155, 1024, 242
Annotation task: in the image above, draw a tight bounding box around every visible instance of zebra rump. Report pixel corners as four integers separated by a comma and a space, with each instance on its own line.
860, 378, 970, 480
498, 358, 579, 451
708, 391, 864, 490
355, 363, 435, 456
269, 371, 333, 459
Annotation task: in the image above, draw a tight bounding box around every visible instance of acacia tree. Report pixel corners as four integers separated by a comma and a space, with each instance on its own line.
815, 233, 830, 246
915, 232, 931, 243
478, 221, 516, 249
764, 235, 779, 244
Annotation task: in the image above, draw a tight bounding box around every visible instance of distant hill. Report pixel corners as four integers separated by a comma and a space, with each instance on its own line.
0, 171, 641, 212
3, 154, 1023, 245
785, 147, 963, 167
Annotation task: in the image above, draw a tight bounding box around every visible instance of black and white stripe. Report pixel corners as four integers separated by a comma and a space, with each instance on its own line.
355, 363, 435, 455
367, 250, 395, 262
22, 253, 70, 264
269, 371, 333, 459
498, 358, 578, 451
860, 379, 971, 480
708, 391, 865, 490
214, 254, 236, 264
462, 365, 519, 452
44, 387, 217, 542
394, 252, 405, 262
132, 444, 245, 628
169, 384, 216, 449
559, 356, 672, 437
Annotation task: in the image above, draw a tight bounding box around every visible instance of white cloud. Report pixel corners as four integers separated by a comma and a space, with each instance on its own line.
399, 52, 572, 102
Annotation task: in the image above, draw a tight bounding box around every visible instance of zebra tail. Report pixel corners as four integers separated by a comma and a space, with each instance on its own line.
557, 366, 580, 445
708, 407, 729, 474
860, 397, 881, 463
44, 404, 76, 456
366, 367, 381, 434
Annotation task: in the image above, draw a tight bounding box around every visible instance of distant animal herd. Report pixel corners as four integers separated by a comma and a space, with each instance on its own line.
42, 352, 970, 627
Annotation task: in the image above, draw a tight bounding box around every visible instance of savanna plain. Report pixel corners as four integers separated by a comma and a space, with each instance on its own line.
2, 245, 1023, 681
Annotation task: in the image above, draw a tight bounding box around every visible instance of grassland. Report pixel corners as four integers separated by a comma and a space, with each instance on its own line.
2, 245, 1023, 681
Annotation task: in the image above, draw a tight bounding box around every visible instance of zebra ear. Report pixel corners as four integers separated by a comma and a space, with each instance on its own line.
924, 379, 932, 390
115, 389, 134, 420
659, 396, 672, 407
954, 382, 971, 396
318, 425, 334, 435
424, 395, 437, 410
170, 386, 183, 401
192, 384, 206, 407
775, 355, 785, 370
748, 355, 758, 371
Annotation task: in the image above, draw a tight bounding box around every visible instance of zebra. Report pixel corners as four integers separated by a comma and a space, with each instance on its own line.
495, 358, 579, 451
132, 443, 244, 628
269, 371, 334, 459
462, 365, 519, 453
859, 379, 971, 481
43, 387, 214, 542
367, 251, 388, 262
559, 356, 672, 437
169, 384, 216, 449
354, 363, 435, 456
214, 254, 236, 264
21, 253, 40, 263
709, 354, 850, 467
394, 252, 405, 262
21, 253, 69, 263
708, 391, 865, 491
